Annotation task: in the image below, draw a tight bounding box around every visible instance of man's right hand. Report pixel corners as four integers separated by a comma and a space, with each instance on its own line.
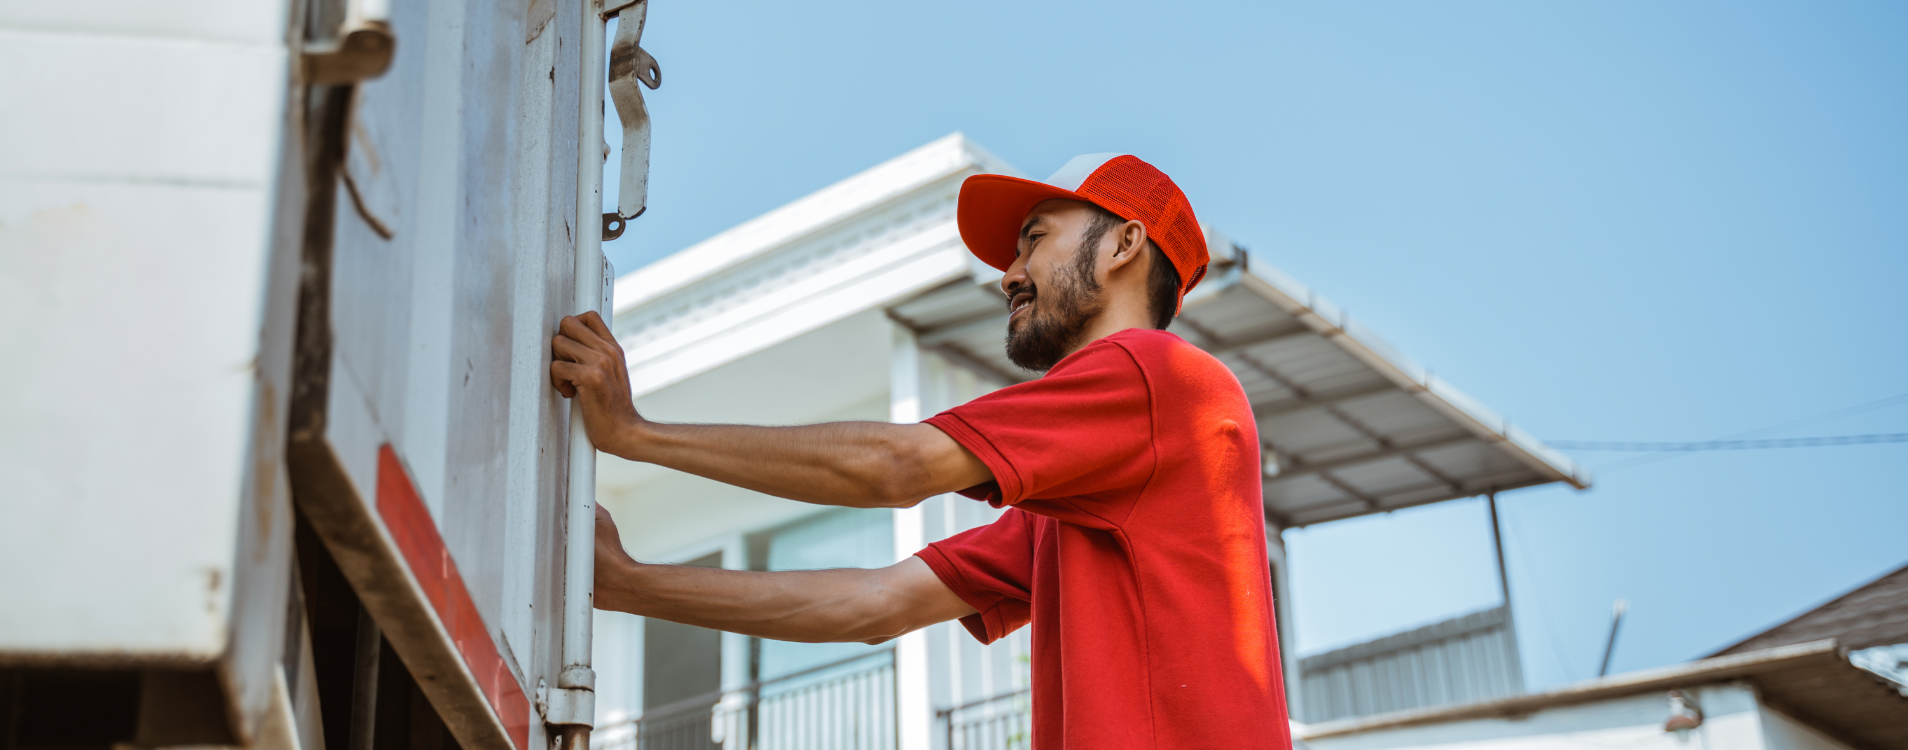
593, 503, 640, 613
550, 311, 642, 456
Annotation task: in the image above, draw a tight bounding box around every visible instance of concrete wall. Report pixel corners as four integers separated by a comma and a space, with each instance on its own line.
1760, 705, 1856, 750
1302, 681, 1858, 750
1305, 683, 1766, 750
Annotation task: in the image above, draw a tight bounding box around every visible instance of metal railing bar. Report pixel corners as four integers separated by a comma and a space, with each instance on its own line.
936, 687, 1031, 718
606, 646, 897, 727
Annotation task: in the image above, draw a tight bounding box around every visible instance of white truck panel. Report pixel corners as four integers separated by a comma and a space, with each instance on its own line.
0, 0, 291, 660
0, 0, 303, 743
3, 0, 609, 745
0, 0, 289, 44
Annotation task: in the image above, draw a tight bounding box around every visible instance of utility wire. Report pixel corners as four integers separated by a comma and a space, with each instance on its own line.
1552, 433, 1908, 451
1584, 391, 1908, 472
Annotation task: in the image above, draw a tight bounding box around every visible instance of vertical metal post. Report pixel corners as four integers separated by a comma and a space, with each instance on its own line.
1486, 492, 1510, 605
553, 0, 608, 741
1598, 599, 1628, 678
348, 608, 381, 750
1486, 491, 1526, 691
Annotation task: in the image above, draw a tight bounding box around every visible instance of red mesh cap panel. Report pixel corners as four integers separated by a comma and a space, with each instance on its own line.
1072, 156, 1209, 311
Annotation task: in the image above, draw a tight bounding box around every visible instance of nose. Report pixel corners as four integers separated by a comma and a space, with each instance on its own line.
1000, 255, 1030, 298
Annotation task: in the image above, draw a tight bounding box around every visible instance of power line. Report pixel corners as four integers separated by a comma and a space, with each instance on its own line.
1587, 390, 1908, 472
1552, 433, 1908, 452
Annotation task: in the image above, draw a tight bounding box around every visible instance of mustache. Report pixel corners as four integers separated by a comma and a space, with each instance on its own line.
1005, 282, 1037, 311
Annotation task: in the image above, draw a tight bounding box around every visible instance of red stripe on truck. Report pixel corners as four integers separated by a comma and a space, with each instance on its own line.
377, 445, 532, 750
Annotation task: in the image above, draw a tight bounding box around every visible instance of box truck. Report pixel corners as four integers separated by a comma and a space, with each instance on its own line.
0, 0, 656, 748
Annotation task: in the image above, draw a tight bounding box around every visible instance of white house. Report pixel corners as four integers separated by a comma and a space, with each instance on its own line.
588, 133, 1592, 750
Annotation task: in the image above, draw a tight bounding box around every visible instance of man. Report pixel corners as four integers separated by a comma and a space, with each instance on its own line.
552, 153, 1289, 748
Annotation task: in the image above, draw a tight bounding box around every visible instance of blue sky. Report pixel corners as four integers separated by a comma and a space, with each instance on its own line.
604, 1, 1908, 691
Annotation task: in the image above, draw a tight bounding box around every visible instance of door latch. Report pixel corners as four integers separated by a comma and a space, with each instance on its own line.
602, 0, 659, 241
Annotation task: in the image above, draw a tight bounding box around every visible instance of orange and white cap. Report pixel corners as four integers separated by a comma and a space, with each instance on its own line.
957, 153, 1208, 313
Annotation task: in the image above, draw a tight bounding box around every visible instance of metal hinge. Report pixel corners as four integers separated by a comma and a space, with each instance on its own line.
538, 671, 597, 728
601, 0, 659, 241
304, 0, 396, 85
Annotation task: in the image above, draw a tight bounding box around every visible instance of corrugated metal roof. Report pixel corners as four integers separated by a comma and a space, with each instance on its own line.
1299, 606, 1523, 723
1713, 562, 1908, 656
888, 239, 1590, 528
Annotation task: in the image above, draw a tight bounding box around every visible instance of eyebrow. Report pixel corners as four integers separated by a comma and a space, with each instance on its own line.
1019, 215, 1044, 240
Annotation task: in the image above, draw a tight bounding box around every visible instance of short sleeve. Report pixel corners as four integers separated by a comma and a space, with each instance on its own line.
922, 340, 1155, 527
915, 509, 1035, 644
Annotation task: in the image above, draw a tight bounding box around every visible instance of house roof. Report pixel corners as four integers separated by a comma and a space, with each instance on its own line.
610, 133, 1589, 527
1295, 639, 1908, 750
1713, 562, 1908, 657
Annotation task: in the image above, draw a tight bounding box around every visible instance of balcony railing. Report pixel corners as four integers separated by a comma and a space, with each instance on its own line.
597, 649, 897, 750
937, 689, 1031, 750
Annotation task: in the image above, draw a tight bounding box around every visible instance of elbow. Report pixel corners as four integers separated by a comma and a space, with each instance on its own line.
865, 439, 932, 509
860, 474, 915, 509
874, 487, 925, 510
840, 569, 918, 644
851, 616, 913, 645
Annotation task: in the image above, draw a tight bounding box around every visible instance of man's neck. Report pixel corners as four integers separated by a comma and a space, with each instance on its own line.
1061, 305, 1159, 362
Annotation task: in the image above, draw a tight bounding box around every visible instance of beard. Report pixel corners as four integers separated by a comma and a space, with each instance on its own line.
1004, 244, 1104, 372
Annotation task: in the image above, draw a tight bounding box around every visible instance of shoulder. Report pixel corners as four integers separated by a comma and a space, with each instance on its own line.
1103, 329, 1252, 412
1101, 329, 1233, 381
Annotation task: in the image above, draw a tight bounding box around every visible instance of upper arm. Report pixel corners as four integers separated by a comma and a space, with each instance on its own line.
897, 422, 994, 502
915, 345, 1153, 509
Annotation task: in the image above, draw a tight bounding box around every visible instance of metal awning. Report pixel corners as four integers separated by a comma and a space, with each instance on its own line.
887, 239, 1591, 528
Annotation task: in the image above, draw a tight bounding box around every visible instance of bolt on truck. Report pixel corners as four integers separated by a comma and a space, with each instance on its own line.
0, 0, 660, 749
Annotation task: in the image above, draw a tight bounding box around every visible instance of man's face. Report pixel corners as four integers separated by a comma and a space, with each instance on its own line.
1002, 200, 1107, 372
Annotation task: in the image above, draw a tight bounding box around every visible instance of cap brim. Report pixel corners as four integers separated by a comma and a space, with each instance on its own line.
956, 174, 1089, 271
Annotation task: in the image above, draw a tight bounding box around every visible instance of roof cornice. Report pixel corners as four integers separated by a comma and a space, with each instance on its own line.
612, 132, 1014, 315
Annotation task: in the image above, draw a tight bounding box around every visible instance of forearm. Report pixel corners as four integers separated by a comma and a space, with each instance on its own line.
610, 420, 941, 508
597, 557, 944, 645
551, 313, 987, 506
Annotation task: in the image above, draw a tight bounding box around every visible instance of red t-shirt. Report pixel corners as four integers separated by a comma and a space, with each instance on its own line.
917, 328, 1289, 750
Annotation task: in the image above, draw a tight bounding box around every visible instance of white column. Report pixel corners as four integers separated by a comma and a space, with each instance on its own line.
716, 536, 751, 750
1266, 521, 1304, 723
719, 536, 753, 692
891, 323, 933, 750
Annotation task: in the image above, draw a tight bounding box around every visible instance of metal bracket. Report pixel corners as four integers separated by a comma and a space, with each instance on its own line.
304, 0, 395, 85
535, 670, 596, 727
602, 0, 659, 239
543, 686, 596, 728
599, 0, 644, 17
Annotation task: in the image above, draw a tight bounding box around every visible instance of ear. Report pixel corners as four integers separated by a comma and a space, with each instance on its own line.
1103, 219, 1150, 273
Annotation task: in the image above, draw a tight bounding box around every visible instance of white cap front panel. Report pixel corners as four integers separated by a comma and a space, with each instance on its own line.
1043, 153, 1128, 191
